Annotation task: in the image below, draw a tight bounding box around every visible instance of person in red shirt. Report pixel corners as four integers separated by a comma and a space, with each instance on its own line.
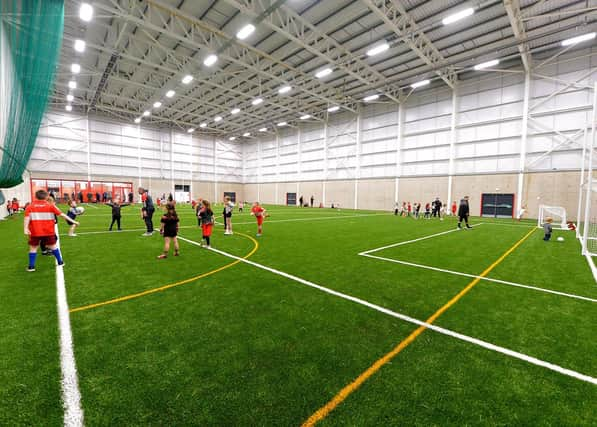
11, 198, 19, 214
24, 189, 79, 272
250, 202, 267, 237
451, 201, 457, 217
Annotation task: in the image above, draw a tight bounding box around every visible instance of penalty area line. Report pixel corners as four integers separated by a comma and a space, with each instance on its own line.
360, 253, 597, 303
177, 235, 597, 388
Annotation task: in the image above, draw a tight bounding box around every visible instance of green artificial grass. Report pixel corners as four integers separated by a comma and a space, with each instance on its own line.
1, 203, 596, 425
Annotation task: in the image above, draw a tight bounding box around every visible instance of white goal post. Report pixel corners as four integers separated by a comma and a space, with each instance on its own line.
537, 205, 568, 229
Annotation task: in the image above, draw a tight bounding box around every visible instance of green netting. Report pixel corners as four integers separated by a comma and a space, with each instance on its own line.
0, 0, 64, 188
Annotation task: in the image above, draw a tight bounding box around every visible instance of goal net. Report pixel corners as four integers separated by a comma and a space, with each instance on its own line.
537, 205, 567, 230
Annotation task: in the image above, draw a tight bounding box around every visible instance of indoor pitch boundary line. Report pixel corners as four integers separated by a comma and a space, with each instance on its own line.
361, 253, 597, 303
177, 235, 597, 388
54, 227, 84, 426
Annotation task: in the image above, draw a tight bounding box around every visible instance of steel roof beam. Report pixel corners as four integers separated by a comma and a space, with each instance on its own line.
504, 0, 532, 72
361, 0, 457, 88
221, 0, 403, 103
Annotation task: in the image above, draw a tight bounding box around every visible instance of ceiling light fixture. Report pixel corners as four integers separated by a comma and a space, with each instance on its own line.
68, 80, 77, 89
252, 98, 263, 106
229, 136, 236, 141
66, 94, 74, 102
231, 108, 240, 114
474, 59, 500, 70
182, 75, 193, 84
442, 8, 474, 25
366, 41, 390, 57
214, 116, 223, 122
74, 39, 85, 53
134, 117, 141, 124
277, 121, 287, 127
165, 90, 175, 98
187, 128, 195, 133
243, 132, 251, 137
259, 127, 267, 132
327, 106, 340, 112
153, 101, 162, 108
300, 114, 311, 120
79, 3, 93, 22
199, 123, 207, 128
71, 63, 81, 74
363, 94, 379, 102
143, 110, 150, 117
65, 105, 72, 112
236, 24, 255, 40
315, 67, 333, 78
278, 85, 292, 94
410, 79, 430, 89
204, 54, 218, 67
561, 32, 596, 46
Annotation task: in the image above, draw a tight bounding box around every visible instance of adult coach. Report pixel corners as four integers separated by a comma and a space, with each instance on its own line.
457, 196, 473, 230
24, 189, 79, 271
138, 187, 155, 236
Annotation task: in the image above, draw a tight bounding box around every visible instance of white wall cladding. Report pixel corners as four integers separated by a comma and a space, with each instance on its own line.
243, 49, 596, 184
29, 111, 243, 183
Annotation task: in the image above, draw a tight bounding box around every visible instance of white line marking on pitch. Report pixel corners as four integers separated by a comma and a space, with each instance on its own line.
54, 227, 84, 427
361, 253, 597, 303
68, 213, 391, 235
178, 235, 597, 386
359, 223, 483, 255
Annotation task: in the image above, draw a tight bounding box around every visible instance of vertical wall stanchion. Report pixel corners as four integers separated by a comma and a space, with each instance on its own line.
136, 121, 141, 190
189, 133, 193, 202
582, 83, 597, 256
297, 126, 301, 206
577, 127, 588, 239
517, 71, 531, 215
213, 137, 218, 203
394, 103, 404, 204
275, 132, 280, 205
354, 109, 362, 210
86, 115, 91, 184
323, 121, 328, 206
170, 128, 174, 194
257, 138, 261, 202
447, 85, 458, 210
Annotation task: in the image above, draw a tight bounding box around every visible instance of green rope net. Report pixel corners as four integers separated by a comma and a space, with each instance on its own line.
0, 0, 64, 188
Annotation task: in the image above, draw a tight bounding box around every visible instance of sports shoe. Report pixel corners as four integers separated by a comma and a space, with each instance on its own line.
157, 254, 167, 259
68, 233, 77, 237
142, 232, 153, 236
27, 266, 35, 272
256, 233, 261, 237
57, 261, 64, 266
466, 225, 473, 229
174, 252, 179, 257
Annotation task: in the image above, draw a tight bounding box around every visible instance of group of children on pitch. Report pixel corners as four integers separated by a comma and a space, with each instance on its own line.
394, 198, 458, 220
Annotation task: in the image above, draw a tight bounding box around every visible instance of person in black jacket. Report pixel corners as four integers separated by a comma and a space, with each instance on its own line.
457, 196, 473, 229
107, 198, 130, 231
138, 187, 155, 236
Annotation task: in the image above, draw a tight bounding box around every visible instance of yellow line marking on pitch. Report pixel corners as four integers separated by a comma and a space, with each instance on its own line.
70, 232, 259, 313
302, 227, 536, 427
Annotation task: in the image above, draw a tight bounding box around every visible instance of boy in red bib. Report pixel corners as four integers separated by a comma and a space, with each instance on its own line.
24, 189, 79, 271
250, 202, 266, 237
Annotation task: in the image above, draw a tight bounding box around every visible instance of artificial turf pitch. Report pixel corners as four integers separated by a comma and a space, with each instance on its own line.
1, 203, 596, 425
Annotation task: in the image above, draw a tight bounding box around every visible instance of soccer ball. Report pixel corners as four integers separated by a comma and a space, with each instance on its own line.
557, 236, 564, 242
75, 206, 85, 215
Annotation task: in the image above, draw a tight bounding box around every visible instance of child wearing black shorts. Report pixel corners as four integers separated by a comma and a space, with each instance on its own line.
157, 204, 179, 259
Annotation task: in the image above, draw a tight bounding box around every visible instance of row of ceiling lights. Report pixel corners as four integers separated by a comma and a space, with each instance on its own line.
65, 3, 596, 141
64, 3, 93, 112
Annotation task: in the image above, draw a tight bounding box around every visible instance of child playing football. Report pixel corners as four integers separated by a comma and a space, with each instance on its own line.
107, 197, 130, 231
66, 200, 81, 236
198, 199, 214, 248
24, 190, 79, 271
157, 204, 179, 258
250, 202, 267, 237
223, 196, 234, 235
